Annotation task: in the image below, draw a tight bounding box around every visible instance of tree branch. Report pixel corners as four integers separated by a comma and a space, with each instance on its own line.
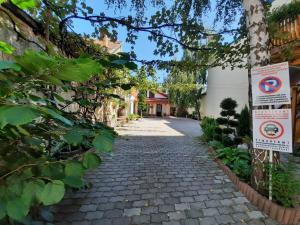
59, 14, 239, 52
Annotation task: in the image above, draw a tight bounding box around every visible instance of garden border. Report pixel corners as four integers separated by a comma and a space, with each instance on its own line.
208, 147, 300, 225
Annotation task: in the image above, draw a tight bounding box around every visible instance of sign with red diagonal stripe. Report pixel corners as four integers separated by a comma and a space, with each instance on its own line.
253, 109, 292, 153
252, 62, 291, 106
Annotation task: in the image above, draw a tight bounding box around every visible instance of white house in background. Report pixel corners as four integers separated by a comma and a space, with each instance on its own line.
200, 67, 249, 118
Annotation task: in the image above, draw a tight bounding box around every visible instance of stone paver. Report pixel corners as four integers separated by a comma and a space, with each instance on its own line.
54, 118, 279, 225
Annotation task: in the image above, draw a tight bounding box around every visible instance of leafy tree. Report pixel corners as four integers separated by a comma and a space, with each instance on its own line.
215, 98, 239, 147
165, 50, 207, 118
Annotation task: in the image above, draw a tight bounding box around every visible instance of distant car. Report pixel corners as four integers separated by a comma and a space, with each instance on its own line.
264, 124, 279, 136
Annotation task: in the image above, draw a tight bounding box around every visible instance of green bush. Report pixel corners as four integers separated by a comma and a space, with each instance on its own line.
266, 163, 300, 207
232, 159, 252, 181
128, 114, 141, 120
237, 105, 251, 137
216, 147, 251, 181
200, 117, 217, 142
208, 140, 224, 150
216, 98, 238, 147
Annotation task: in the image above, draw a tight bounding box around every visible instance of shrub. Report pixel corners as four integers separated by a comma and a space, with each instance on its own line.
237, 105, 251, 137
200, 117, 217, 142
208, 140, 224, 150
216, 98, 238, 147
232, 159, 252, 181
266, 163, 300, 207
216, 147, 250, 165
128, 114, 141, 120
216, 147, 251, 181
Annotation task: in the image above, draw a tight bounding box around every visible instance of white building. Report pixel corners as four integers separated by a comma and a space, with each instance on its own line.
200, 67, 249, 118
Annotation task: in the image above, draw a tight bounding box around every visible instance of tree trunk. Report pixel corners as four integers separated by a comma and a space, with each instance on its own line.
242, 0, 280, 191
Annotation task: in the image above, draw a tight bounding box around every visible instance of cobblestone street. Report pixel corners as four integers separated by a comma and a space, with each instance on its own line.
55, 118, 278, 225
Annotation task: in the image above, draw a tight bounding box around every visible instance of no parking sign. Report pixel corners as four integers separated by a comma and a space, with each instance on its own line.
253, 109, 293, 153
252, 62, 291, 106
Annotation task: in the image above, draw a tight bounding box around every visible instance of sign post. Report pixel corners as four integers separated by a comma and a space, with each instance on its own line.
251, 62, 292, 200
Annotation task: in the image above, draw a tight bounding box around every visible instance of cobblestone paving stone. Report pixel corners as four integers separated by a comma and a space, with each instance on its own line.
54, 118, 280, 225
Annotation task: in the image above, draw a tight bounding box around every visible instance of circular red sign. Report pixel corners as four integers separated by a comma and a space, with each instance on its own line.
259, 120, 284, 139
259, 76, 282, 94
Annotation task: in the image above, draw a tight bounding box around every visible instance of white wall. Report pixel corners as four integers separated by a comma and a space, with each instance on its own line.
271, 0, 293, 10
201, 67, 249, 118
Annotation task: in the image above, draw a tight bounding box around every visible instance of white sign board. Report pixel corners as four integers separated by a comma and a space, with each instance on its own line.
251, 62, 291, 106
253, 109, 293, 153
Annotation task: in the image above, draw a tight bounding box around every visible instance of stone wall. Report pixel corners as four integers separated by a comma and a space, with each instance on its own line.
0, 7, 46, 60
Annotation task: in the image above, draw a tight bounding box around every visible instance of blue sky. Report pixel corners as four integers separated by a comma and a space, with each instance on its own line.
73, 1, 240, 82
73, 1, 173, 82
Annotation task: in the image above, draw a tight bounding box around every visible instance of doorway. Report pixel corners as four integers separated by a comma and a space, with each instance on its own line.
156, 104, 162, 116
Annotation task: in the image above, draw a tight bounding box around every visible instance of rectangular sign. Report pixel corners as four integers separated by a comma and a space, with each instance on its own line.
251, 62, 291, 106
253, 109, 293, 153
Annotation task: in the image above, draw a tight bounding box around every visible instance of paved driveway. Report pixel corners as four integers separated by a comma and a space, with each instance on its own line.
55, 118, 277, 225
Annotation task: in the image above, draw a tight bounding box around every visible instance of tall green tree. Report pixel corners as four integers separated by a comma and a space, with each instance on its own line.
165, 50, 207, 118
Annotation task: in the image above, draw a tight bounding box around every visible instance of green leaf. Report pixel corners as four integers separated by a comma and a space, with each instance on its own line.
0, 202, 6, 220
11, 0, 36, 9
0, 41, 14, 54
16, 126, 30, 136
57, 58, 102, 82
53, 93, 66, 103
0, 61, 21, 71
125, 62, 137, 70
39, 180, 65, 206
65, 161, 84, 177
63, 130, 84, 145
37, 107, 73, 126
120, 83, 133, 90
92, 132, 114, 152
0, 105, 40, 129
83, 152, 101, 170
22, 179, 45, 206
63, 176, 84, 188
15, 50, 57, 75
41, 164, 64, 180
6, 198, 29, 221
